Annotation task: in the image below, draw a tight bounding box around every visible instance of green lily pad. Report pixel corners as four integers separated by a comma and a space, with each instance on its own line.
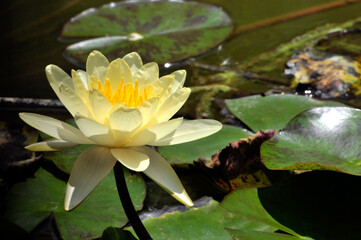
261, 107, 361, 175
4, 167, 145, 239
226, 229, 308, 240
221, 188, 302, 237
129, 200, 276, 240
101, 227, 137, 240
225, 94, 344, 132
158, 125, 253, 164
61, 1, 233, 65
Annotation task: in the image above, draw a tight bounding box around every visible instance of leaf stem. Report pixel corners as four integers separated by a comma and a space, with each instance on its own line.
113, 162, 152, 240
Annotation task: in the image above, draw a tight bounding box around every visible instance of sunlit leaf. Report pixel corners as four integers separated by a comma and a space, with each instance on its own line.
261, 107, 361, 174
225, 94, 344, 132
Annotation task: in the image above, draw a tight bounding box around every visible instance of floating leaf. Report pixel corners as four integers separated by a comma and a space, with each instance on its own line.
101, 227, 137, 240
261, 107, 361, 175
159, 125, 252, 164
221, 188, 302, 237
129, 200, 276, 240
225, 94, 344, 132
61, 1, 233, 65
226, 229, 308, 240
4, 167, 145, 239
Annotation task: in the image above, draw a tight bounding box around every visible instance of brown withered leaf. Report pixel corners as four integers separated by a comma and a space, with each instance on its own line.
196, 130, 292, 192
285, 51, 361, 98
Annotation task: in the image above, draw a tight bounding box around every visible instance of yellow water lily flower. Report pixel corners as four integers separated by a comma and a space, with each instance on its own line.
19, 51, 222, 211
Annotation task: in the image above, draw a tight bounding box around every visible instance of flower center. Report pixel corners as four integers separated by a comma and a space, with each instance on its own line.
90, 77, 154, 107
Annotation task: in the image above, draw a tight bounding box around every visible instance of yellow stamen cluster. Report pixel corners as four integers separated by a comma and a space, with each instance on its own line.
90, 76, 154, 107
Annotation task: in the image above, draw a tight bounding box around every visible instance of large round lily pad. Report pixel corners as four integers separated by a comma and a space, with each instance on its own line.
61, 0, 233, 65
225, 94, 344, 132
261, 107, 361, 175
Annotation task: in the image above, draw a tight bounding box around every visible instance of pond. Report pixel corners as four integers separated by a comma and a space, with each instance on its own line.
2, 0, 361, 239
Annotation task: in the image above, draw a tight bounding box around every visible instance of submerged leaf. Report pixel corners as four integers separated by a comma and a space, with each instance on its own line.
61, 1, 233, 65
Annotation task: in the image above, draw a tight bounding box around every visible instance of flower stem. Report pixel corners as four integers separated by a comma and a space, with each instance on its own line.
113, 162, 152, 240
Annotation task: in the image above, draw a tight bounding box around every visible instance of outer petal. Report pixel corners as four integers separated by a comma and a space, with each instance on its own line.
71, 70, 89, 105
110, 148, 149, 172
153, 87, 191, 124
26, 139, 78, 151
151, 119, 222, 146
105, 58, 133, 92
76, 70, 88, 89
46, 64, 74, 91
89, 89, 113, 124
133, 62, 159, 87
126, 118, 183, 146
86, 50, 109, 84
19, 113, 93, 144
65, 146, 116, 211
108, 107, 142, 144
122, 52, 143, 74
170, 70, 186, 94
75, 116, 114, 146
135, 146, 193, 206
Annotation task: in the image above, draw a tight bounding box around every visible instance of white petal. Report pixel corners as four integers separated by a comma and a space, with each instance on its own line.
75, 116, 114, 146
108, 107, 142, 144
111, 148, 149, 172
126, 118, 183, 146
138, 97, 159, 127
76, 70, 89, 89
19, 113, 92, 144
86, 50, 109, 84
135, 146, 193, 206
58, 83, 92, 117
153, 87, 191, 123
89, 89, 113, 124
26, 139, 78, 151
46, 65, 91, 117
71, 70, 89, 105
65, 146, 116, 210
151, 119, 222, 146
105, 58, 133, 92
122, 52, 143, 74
170, 70, 186, 94
46, 64, 74, 91
133, 62, 159, 87
153, 75, 174, 97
